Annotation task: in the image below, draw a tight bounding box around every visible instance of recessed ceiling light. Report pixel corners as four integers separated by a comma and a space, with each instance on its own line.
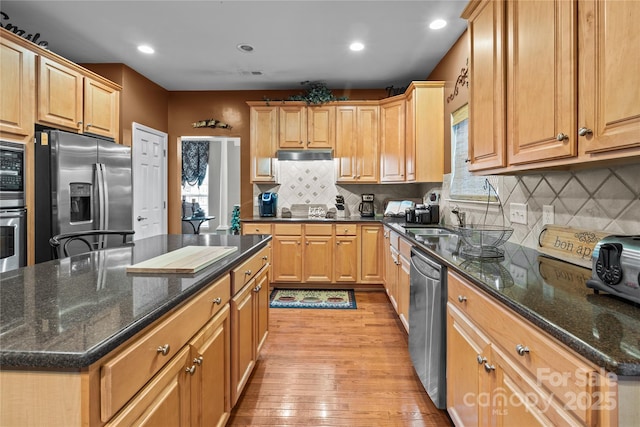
237, 44, 254, 53
137, 45, 154, 54
349, 42, 365, 52
429, 19, 447, 30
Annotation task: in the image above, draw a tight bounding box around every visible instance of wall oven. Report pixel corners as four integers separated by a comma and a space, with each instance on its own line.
0, 141, 26, 272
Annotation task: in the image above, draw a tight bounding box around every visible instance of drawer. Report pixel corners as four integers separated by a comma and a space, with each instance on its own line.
389, 230, 400, 250
304, 223, 333, 235
243, 222, 272, 235
274, 223, 302, 235
231, 244, 270, 295
448, 271, 596, 422
399, 237, 412, 259
335, 223, 357, 236
101, 274, 230, 421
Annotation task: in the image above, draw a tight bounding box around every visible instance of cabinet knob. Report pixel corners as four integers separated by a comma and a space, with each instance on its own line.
255, 228, 260, 232
306, 241, 309, 245
86, 123, 92, 127
484, 362, 496, 373
299, 140, 304, 145
245, 269, 252, 276
254, 284, 262, 292
212, 297, 222, 305
464, 158, 471, 163
336, 241, 341, 245
556, 133, 569, 141
578, 127, 593, 137
194, 356, 204, 365
457, 295, 467, 303
515, 344, 530, 356
157, 344, 170, 356
185, 365, 196, 375
77, 121, 83, 125
476, 355, 487, 365
262, 255, 268, 261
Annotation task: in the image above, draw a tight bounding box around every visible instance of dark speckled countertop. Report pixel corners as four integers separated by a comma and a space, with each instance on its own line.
0, 234, 271, 369
382, 220, 640, 377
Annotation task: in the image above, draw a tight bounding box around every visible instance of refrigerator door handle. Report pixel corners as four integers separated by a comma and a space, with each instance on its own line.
96, 163, 108, 249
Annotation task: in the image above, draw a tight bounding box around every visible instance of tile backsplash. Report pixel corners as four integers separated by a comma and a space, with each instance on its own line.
254, 161, 639, 251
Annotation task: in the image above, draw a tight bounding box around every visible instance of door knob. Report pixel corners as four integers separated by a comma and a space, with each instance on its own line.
137, 216, 148, 221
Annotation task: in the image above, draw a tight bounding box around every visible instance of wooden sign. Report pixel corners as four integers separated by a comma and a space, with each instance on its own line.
127, 246, 237, 274
538, 225, 610, 268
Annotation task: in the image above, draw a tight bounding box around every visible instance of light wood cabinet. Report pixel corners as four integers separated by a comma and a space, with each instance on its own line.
335, 104, 379, 183
248, 104, 278, 183
303, 224, 334, 282
405, 81, 445, 182
379, 97, 406, 182
279, 104, 335, 149
358, 224, 383, 283
383, 228, 410, 332
241, 222, 272, 236
397, 239, 411, 332
272, 223, 304, 282
446, 270, 615, 426
463, 0, 640, 173
37, 56, 120, 141
383, 227, 398, 311
334, 224, 358, 282
0, 34, 35, 142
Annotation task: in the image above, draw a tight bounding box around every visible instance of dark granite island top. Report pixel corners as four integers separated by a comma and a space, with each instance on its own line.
0, 233, 271, 369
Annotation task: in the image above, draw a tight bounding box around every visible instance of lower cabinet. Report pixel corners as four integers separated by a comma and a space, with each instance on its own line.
383, 227, 398, 311
383, 226, 410, 332
334, 225, 358, 282
359, 224, 383, 283
446, 271, 616, 426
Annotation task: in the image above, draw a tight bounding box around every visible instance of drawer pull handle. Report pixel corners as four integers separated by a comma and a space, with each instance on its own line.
484, 362, 496, 373
254, 284, 262, 292
457, 295, 467, 303
516, 344, 530, 356
262, 255, 268, 261
255, 228, 260, 232
194, 356, 204, 365
185, 365, 196, 375
476, 355, 486, 365
212, 297, 222, 305
245, 269, 252, 276
157, 344, 170, 356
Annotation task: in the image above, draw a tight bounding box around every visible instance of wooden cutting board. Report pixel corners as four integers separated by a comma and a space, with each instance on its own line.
126, 246, 238, 274
538, 225, 610, 268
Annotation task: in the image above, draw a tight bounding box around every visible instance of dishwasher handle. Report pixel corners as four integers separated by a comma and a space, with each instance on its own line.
411, 247, 442, 280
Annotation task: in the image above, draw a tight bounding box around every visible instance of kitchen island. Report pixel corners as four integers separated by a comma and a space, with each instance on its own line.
0, 233, 272, 426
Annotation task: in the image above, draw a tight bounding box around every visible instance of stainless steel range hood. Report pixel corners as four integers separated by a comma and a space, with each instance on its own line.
277, 149, 333, 161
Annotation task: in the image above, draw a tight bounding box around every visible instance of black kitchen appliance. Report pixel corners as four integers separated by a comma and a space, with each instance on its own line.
258, 192, 278, 217
358, 194, 375, 217
406, 204, 439, 225
586, 235, 640, 304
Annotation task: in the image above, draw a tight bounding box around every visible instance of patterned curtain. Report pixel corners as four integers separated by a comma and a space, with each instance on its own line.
182, 140, 210, 187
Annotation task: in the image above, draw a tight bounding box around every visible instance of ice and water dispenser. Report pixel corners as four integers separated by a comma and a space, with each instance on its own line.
69, 183, 92, 223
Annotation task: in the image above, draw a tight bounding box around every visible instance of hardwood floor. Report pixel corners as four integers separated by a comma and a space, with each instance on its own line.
227, 290, 453, 426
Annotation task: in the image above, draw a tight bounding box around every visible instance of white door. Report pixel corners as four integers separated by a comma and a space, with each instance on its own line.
132, 123, 167, 240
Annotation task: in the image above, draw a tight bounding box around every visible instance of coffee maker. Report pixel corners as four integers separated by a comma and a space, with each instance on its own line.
358, 194, 375, 217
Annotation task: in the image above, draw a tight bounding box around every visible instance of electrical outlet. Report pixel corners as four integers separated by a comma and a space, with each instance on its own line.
510, 203, 528, 225
542, 205, 554, 225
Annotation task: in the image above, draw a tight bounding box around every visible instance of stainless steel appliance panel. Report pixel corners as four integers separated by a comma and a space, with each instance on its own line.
98, 139, 132, 247
0, 141, 25, 208
408, 247, 447, 409
0, 208, 26, 272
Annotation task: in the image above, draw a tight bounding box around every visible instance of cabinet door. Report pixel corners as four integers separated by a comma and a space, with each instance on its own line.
230, 281, 255, 406
303, 235, 334, 282
250, 106, 277, 182
578, 0, 640, 155
254, 267, 270, 354
359, 224, 383, 282
397, 254, 410, 332
335, 106, 358, 182
37, 56, 83, 132
279, 105, 307, 148
307, 105, 335, 149
464, 0, 506, 171
383, 229, 398, 311
189, 306, 231, 427
334, 235, 358, 282
356, 105, 380, 182
0, 37, 34, 140
447, 304, 491, 427
507, 0, 577, 165
106, 346, 191, 427
380, 98, 406, 182
405, 90, 416, 182
272, 235, 303, 282
83, 77, 119, 140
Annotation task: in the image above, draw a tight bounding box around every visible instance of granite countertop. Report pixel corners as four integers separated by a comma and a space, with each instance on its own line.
382, 220, 640, 376
243, 215, 384, 223
0, 234, 271, 369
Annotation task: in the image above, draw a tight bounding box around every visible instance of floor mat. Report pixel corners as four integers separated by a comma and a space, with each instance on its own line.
269, 289, 357, 309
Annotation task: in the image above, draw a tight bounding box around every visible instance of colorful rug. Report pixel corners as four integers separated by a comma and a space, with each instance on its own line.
269, 289, 357, 309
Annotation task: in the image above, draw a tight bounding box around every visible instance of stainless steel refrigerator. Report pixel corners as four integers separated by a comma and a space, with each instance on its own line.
34, 129, 132, 262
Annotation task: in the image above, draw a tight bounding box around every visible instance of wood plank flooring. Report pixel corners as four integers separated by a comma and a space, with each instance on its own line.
227, 290, 453, 426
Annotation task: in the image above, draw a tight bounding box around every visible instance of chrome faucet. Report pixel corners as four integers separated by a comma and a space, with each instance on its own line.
451, 205, 466, 227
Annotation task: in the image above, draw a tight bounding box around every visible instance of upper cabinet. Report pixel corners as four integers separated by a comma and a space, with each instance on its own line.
0, 34, 35, 143
279, 103, 335, 149
379, 97, 406, 182
335, 103, 379, 183
462, 0, 640, 173
248, 103, 278, 183
38, 56, 120, 141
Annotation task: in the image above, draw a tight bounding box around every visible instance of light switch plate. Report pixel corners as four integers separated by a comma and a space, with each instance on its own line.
510, 203, 528, 225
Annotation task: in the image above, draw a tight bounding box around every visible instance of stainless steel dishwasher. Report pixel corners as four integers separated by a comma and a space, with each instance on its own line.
408, 246, 447, 409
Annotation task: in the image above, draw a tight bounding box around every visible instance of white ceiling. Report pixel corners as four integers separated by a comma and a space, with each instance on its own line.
1, 0, 469, 91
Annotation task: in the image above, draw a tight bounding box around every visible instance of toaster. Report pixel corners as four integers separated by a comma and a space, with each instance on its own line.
586, 235, 640, 304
